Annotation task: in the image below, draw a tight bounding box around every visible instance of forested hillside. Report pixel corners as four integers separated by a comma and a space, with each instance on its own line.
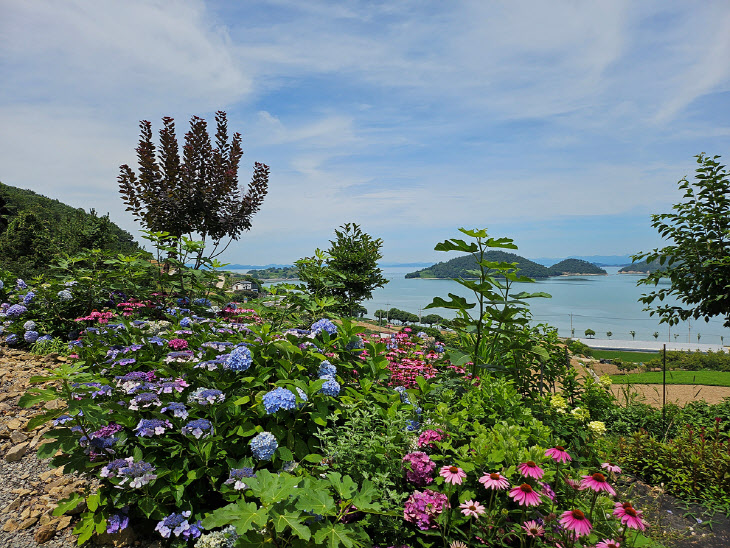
405, 251, 552, 279
0, 182, 139, 277
247, 265, 299, 279
618, 259, 666, 274
548, 259, 606, 275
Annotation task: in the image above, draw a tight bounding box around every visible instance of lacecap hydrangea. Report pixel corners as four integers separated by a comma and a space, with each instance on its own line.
250, 431, 278, 461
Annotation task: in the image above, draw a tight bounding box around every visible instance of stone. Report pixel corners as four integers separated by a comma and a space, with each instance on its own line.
57, 515, 72, 529
10, 429, 27, 443
3, 496, 24, 512
18, 515, 39, 529
5, 441, 29, 461
44, 399, 64, 410
93, 527, 136, 546
2, 519, 19, 532
6, 418, 22, 429
35, 523, 57, 543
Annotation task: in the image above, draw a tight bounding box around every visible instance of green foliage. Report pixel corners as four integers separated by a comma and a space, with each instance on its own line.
297, 224, 388, 317
118, 112, 269, 268
610, 370, 730, 387
567, 339, 592, 357
247, 265, 299, 280
584, 328, 596, 338
616, 421, 730, 511
0, 182, 138, 278
643, 348, 730, 372
424, 228, 551, 381
634, 153, 730, 327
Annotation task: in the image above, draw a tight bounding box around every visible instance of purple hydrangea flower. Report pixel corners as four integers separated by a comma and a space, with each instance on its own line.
23, 320, 36, 331
224, 467, 256, 490
161, 402, 189, 419
106, 510, 129, 534
16, 279, 27, 289
402, 452, 437, 486
24, 330, 39, 344
182, 419, 213, 439
135, 418, 172, 437
23, 291, 35, 305
187, 388, 225, 406
155, 511, 202, 540
6, 304, 27, 318
128, 391, 162, 410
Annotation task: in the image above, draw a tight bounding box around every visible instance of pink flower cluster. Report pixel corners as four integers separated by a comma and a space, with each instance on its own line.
117, 301, 148, 316
403, 489, 449, 530
417, 429, 445, 449
168, 339, 189, 351
402, 452, 436, 486
75, 310, 116, 324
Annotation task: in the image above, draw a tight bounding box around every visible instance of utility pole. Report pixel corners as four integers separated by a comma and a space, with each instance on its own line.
418, 308, 422, 324
385, 303, 390, 324
570, 313, 573, 336
688, 318, 691, 343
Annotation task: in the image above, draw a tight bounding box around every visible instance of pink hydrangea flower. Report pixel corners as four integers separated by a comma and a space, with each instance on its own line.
508, 483, 541, 506
439, 465, 466, 485
517, 461, 544, 480
168, 338, 189, 350
479, 472, 510, 490
403, 489, 449, 530
402, 452, 436, 487
545, 446, 572, 464
417, 429, 445, 449
559, 509, 592, 537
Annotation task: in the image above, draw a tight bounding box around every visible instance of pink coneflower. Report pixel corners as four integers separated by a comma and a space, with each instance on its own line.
580, 472, 616, 496
459, 499, 486, 518
522, 520, 545, 538
565, 477, 581, 490
559, 509, 592, 537
518, 461, 544, 480
620, 506, 647, 531
439, 465, 467, 485
596, 540, 621, 548
613, 501, 632, 519
479, 472, 510, 490
545, 446, 572, 464
601, 462, 622, 474
508, 483, 542, 507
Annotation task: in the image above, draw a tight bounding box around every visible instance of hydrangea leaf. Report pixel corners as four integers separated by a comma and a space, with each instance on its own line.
271, 510, 311, 541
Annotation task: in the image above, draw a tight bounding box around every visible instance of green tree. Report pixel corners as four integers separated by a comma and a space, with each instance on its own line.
422, 314, 443, 327
629, 330, 636, 340
635, 153, 730, 327
298, 223, 388, 317
584, 328, 595, 339
118, 111, 269, 267
653, 332, 659, 340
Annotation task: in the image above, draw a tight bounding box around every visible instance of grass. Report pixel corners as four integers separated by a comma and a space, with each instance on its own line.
610, 370, 730, 387
590, 349, 659, 363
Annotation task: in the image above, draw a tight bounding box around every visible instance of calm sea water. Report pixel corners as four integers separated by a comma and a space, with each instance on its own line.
234, 266, 730, 344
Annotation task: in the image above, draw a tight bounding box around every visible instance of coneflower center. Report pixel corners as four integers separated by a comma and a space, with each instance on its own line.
555, 445, 564, 451
592, 472, 607, 482
572, 509, 585, 519
449, 466, 459, 473
520, 484, 533, 493
489, 473, 500, 480
625, 507, 638, 517
526, 461, 536, 467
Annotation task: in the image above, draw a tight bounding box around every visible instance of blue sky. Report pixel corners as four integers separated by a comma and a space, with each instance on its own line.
2, 1, 730, 265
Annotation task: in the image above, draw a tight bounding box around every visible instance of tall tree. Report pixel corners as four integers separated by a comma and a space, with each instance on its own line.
634, 153, 730, 327
118, 112, 269, 267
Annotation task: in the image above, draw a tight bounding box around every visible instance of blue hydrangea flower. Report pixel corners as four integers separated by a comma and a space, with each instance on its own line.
295, 387, 308, 408
5, 304, 27, 318
161, 402, 188, 419
224, 467, 256, 490
24, 330, 39, 344
224, 345, 252, 372
0, 280, 3, 289
101, 458, 157, 488
148, 335, 167, 346
193, 298, 211, 307
434, 344, 444, 353
250, 432, 278, 461
16, 279, 27, 289
345, 337, 364, 353
317, 360, 337, 379
310, 318, 338, 336
395, 386, 412, 404
106, 511, 129, 534
155, 511, 202, 540
23, 291, 35, 305
405, 419, 420, 432
57, 289, 73, 301
5, 334, 18, 345
23, 320, 36, 331
135, 418, 172, 437
417, 331, 427, 339
53, 415, 74, 426
319, 378, 341, 398
179, 316, 193, 328
37, 334, 53, 342
182, 419, 214, 439
262, 387, 297, 414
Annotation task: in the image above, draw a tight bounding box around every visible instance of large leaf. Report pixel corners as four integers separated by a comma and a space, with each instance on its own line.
271, 510, 311, 541
313, 523, 362, 548
424, 293, 475, 311
202, 500, 268, 533
433, 238, 478, 253
295, 489, 336, 515
326, 472, 356, 500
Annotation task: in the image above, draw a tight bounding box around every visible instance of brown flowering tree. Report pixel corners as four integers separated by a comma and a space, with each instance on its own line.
118, 111, 269, 267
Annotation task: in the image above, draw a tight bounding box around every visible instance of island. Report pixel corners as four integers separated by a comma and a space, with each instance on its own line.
247, 265, 299, 280
618, 259, 666, 274
405, 253, 606, 279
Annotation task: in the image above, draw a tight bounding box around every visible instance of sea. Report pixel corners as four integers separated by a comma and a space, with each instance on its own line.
231, 266, 730, 345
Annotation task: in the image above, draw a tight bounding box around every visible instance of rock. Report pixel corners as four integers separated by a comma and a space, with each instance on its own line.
10, 429, 28, 443
3, 495, 24, 512
93, 527, 136, 546
2, 519, 19, 532
44, 399, 64, 410
56, 515, 72, 529
5, 441, 29, 461
6, 418, 22, 429
18, 515, 39, 529
35, 523, 57, 543
0, 423, 9, 438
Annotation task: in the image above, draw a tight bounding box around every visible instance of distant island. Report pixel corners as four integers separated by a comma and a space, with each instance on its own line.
247, 265, 299, 280
618, 259, 666, 274
405, 253, 606, 279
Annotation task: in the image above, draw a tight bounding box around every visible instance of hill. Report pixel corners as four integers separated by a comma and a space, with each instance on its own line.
0, 182, 139, 277
247, 266, 299, 280
618, 259, 666, 274
548, 259, 606, 276
405, 252, 552, 279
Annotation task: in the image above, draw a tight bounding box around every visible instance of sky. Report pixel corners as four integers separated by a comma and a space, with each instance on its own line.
2, 0, 730, 265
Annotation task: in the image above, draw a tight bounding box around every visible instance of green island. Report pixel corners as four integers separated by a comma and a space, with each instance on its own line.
405, 252, 606, 279
247, 265, 299, 280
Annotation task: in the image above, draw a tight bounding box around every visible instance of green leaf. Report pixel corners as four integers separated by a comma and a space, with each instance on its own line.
295, 489, 336, 516
327, 472, 356, 500
86, 492, 100, 512
277, 446, 294, 461
202, 501, 268, 533
434, 238, 478, 253
271, 510, 311, 541
351, 479, 381, 512
424, 293, 475, 311
313, 523, 361, 548
52, 493, 82, 516
445, 349, 471, 367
